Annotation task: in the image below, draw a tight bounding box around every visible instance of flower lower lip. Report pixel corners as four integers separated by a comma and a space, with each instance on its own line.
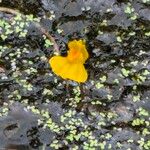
49, 39, 88, 82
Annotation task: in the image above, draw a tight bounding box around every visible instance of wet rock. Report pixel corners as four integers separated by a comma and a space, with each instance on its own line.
96, 33, 116, 45
108, 129, 140, 149
39, 128, 55, 144
139, 90, 150, 110
141, 90, 150, 102
122, 78, 135, 86
9, 103, 37, 120
59, 20, 89, 35
92, 87, 110, 99
108, 12, 132, 28
92, 48, 102, 57
63, 0, 83, 16
4, 123, 19, 138
106, 68, 122, 85
41, 101, 63, 123
41, 0, 83, 18
0, 103, 36, 148
84, 0, 116, 14
6, 144, 30, 150
95, 61, 114, 70
52, 88, 63, 96
110, 102, 134, 123
111, 85, 124, 101
111, 47, 125, 56
22, 49, 43, 59
41, 0, 63, 18
0, 78, 13, 86
139, 8, 150, 21
33, 75, 55, 84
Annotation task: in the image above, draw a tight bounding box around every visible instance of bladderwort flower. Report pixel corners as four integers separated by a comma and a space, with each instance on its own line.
49, 40, 89, 82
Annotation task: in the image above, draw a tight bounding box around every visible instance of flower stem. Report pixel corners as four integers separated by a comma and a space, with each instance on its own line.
0, 7, 59, 54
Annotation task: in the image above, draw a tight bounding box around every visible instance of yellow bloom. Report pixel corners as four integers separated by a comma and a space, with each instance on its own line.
49, 40, 89, 82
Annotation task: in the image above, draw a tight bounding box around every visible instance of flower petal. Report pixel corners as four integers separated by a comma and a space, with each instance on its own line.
66, 63, 88, 82
49, 56, 69, 79
68, 40, 89, 62
50, 56, 88, 82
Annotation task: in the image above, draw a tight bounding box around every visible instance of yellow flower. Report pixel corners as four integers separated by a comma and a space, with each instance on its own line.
49, 39, 89, 82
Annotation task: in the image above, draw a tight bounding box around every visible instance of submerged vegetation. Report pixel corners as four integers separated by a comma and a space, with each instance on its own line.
0, 0, 150, 149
